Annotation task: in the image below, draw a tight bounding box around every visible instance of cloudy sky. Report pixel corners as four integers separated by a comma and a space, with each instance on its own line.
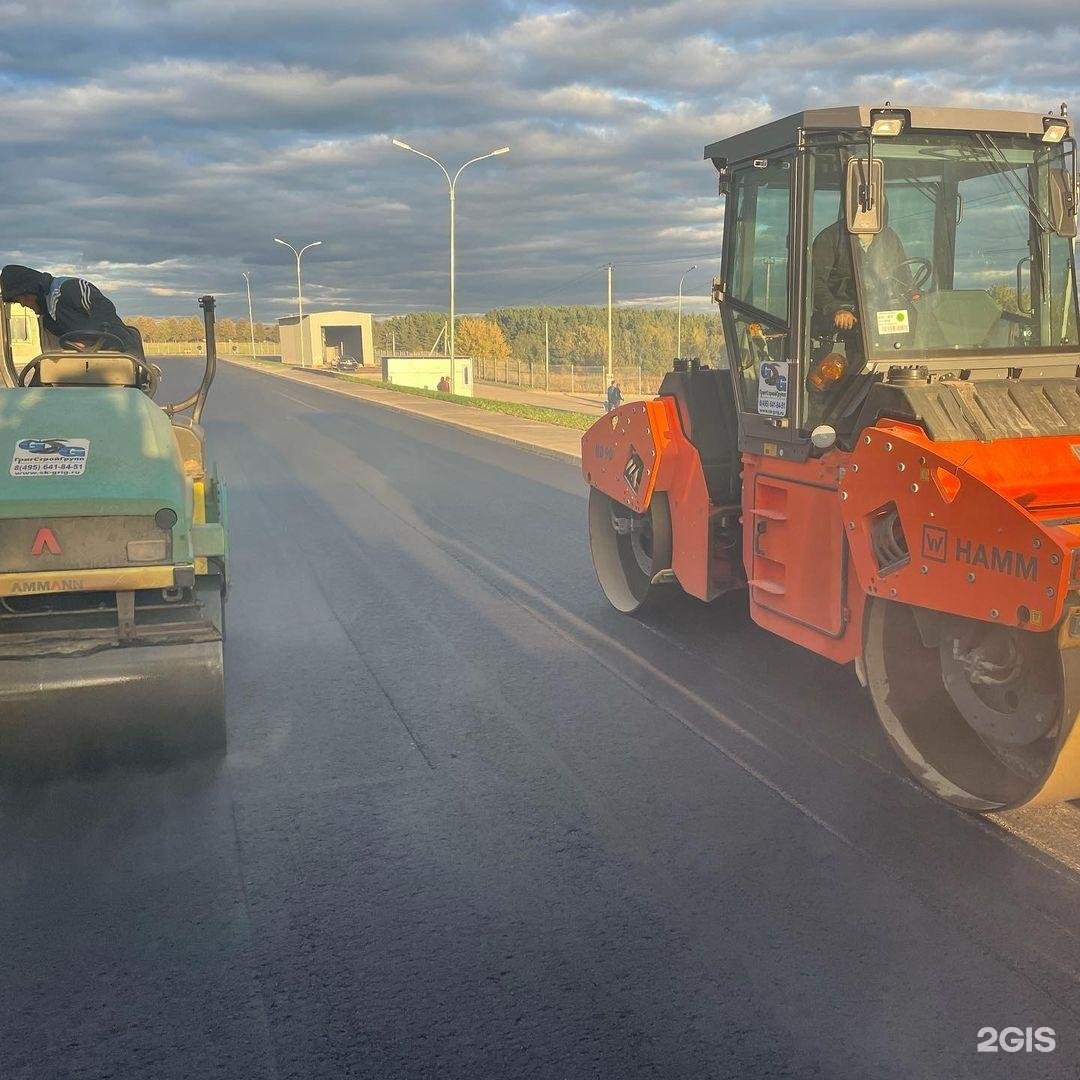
0, 0, 1076, 320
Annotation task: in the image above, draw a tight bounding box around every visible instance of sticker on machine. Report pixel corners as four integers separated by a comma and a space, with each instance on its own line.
9, 438, 90, 477
757, 361, 789, 417
876, 309, 910, 335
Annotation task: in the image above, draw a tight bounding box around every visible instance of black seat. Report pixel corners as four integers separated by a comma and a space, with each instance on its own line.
658, 366, 741, 503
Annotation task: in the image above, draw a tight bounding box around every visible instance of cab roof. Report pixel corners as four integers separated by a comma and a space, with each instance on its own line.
703, 104, 1070, 168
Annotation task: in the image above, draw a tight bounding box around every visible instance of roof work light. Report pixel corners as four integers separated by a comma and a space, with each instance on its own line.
1043, 116, 1069, 143
870, 109, 906, 137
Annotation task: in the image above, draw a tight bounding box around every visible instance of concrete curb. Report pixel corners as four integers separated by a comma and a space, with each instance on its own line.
220, 358, 584, 466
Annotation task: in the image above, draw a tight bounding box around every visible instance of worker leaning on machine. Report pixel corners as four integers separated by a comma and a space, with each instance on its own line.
0, 263, 145, 360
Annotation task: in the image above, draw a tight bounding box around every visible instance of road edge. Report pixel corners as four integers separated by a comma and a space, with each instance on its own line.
220, 357, 583, 466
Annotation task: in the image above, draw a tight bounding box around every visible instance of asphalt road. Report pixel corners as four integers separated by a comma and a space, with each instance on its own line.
4, 358, 1080, 1079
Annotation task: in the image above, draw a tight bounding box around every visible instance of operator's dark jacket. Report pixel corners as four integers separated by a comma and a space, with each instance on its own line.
811, 221, 909, 328
0, 264, 144, 359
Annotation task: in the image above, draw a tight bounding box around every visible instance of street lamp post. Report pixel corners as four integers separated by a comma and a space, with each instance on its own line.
273, 237, 322, 367
392, 138, 510, 394
242, 271, 257, 359
677, 264, 697, 361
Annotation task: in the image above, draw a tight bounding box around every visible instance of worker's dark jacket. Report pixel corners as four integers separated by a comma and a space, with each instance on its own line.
1, 266, 144, 359
811, 222, 910, 331
42, 275, 145, 359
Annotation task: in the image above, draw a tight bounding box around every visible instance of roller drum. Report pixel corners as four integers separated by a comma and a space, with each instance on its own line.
0, 640, 225, 781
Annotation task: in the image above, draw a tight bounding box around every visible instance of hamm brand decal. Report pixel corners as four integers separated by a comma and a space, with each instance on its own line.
920, 525, 1037, 580
954, 537, 1038, 581
10, 438, 90, 477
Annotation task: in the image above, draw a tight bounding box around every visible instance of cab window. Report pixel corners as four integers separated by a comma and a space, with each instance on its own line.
727, 159, 792, 413
729, 160, 791, 321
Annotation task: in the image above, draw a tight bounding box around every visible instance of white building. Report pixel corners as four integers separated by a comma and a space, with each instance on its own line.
278, 310, 374, 368
382, 355, 474, 396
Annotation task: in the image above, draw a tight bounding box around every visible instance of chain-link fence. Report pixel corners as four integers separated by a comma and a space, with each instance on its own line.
144, 341, 280, 358
474, 356, 671, 396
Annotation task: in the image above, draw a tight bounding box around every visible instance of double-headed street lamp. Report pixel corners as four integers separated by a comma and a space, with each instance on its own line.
392, 138, 510, 394
274, 237, 322, 368
677, 264, 698, 361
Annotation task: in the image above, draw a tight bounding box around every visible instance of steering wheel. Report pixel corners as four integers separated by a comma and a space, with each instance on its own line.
57, 329, 127, 353
888, 256, 933, 298
18, 331, 160, 396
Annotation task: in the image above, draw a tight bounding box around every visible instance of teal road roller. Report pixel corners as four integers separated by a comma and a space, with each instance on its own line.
0, 296, 228, 777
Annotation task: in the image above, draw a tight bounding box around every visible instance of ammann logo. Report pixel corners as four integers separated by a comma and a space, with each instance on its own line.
11, 578, 82, 594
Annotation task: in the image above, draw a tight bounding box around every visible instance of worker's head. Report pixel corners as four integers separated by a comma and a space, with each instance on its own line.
0, 265, 48, 312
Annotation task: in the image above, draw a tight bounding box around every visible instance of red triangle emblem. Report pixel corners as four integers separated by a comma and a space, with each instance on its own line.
31, 527, 62, 556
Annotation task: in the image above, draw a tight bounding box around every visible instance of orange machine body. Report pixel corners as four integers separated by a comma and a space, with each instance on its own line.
584, 401, 1080, 664
581, 398, 739, 602
840, 420, 1080, 634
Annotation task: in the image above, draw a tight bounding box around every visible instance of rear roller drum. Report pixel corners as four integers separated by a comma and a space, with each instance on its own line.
587, 487, 675, 615
0, 584, 226, 783
863, 597, 1080, 810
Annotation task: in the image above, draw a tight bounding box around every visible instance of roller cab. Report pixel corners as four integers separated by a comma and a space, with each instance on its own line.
583, 104, 1080, 809
0, 297, 228, 778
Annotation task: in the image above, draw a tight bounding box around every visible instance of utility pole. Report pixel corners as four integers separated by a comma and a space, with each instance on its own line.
544, 318, 550, 391
606, 264, 614, 383
242, 271, 256, 359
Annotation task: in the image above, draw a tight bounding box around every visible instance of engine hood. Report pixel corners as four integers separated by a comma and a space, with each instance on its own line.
0, 387, 186, 521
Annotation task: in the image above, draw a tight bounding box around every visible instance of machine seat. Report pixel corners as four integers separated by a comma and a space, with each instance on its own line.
911, 291, 1003, 350
658, 366, 741, 503
35, 352, 143, 388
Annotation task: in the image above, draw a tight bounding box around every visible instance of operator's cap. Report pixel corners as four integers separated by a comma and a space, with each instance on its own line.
0, 264, 48, 301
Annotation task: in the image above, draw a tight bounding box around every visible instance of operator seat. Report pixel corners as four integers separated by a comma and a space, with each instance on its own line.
658, 363, 741, 504
911, 291, 1004, 350
35, 353, 144, 387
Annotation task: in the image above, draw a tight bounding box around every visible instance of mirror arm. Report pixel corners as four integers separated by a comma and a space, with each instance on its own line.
864, 130, 872, 210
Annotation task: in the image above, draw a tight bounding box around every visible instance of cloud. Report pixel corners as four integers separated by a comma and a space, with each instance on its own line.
0, 1, 1075, 317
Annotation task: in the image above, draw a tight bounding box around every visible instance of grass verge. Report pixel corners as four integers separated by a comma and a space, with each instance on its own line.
363, 379, 596, 430
226, 356, 596, 430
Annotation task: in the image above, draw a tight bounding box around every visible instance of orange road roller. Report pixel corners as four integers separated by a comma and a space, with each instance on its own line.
584, 103, 1080, 810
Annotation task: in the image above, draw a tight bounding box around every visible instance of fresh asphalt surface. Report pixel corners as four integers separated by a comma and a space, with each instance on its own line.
4, 358, 1080, 1080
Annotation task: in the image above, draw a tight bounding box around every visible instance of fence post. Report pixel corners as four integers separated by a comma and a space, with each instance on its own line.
638, 364, 642, 395
571, 362, 574, 393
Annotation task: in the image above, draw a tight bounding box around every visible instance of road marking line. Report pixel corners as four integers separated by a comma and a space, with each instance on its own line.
275, 390, 319, 411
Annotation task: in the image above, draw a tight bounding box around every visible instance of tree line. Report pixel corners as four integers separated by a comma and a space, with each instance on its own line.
129, 315, 279, 343
375, 305, 725, 373
133, 304, 725, 370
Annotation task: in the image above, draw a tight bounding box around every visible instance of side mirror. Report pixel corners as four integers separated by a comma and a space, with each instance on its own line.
845, 157, 884, 235
1048, 168, 1077, 238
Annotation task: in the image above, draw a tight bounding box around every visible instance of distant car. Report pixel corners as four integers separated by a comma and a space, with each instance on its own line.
337, 355, 359, 372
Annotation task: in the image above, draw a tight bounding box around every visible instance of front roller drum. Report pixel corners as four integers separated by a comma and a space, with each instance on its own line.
588, 486, 676, 615
0, 639, 225, 782
863, 596, 1080, 810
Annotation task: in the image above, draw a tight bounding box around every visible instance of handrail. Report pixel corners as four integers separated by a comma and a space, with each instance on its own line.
163, 295, 218, 419
0, 301, 18, 388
